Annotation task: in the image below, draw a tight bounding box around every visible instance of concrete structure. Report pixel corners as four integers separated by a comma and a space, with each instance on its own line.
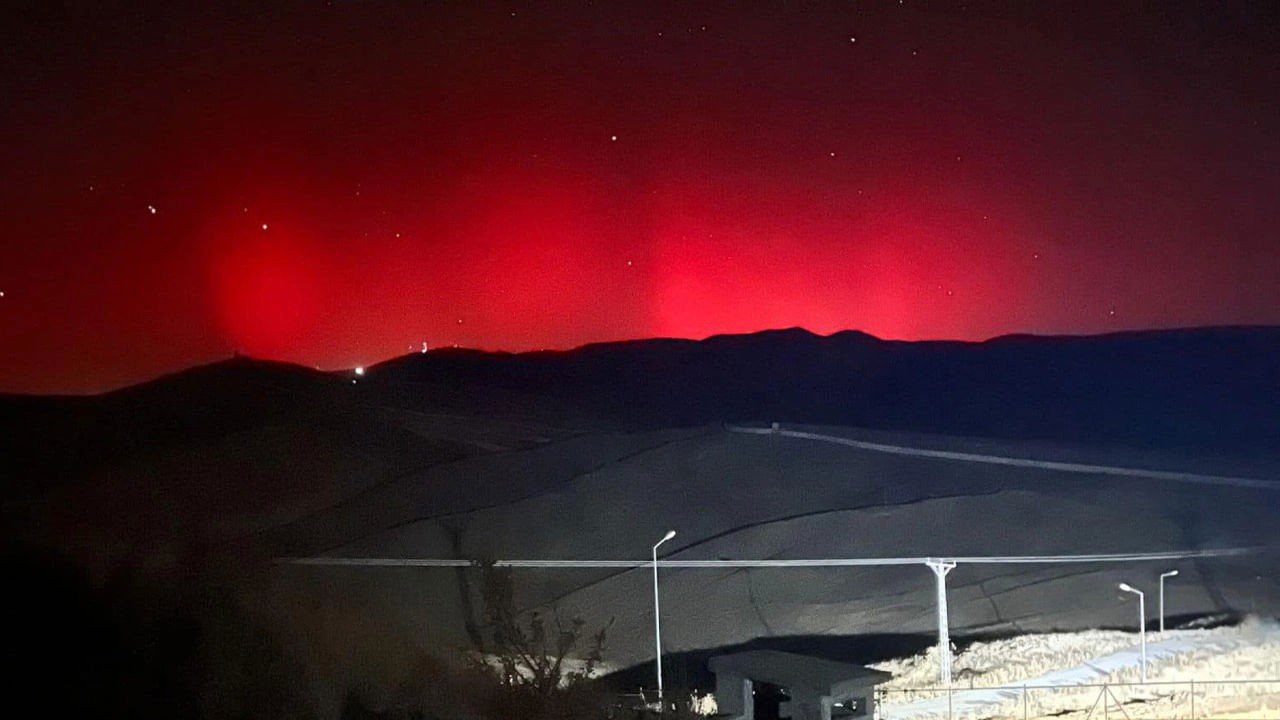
708, 650, 892, 720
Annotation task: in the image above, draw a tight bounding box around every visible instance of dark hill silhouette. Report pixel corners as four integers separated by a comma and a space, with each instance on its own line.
0, 357, 362, 494
362, 325, 1280, 452
5, 326, 1279, 492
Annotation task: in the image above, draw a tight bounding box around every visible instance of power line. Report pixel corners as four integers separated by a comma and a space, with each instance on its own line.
275, 547, 1264, 568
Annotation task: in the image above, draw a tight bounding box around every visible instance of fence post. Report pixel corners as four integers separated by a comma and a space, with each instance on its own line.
947, 683, 953, 720
1189, 679, 1195, 720
1023, 684, 1028, 720
1104, 683, 1109, 720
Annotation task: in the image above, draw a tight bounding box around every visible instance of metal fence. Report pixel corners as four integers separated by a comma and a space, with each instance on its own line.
876, 679, 1280, 720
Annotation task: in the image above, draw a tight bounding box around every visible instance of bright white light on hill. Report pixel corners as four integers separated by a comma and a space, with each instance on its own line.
354, 366, 365, 376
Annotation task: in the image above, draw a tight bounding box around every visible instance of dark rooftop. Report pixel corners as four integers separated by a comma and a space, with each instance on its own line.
708, 650, 893, 692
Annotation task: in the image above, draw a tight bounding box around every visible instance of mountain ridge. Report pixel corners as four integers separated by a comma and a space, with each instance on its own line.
3, 326, 1278, 474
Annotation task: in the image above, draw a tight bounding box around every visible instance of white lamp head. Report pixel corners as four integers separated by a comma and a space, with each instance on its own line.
1165, 569, 1179, 577
1118, 582, 1136, 593
662, 530, 677, 542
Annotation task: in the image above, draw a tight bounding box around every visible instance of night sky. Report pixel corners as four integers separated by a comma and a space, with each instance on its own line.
3, 2, 1279, 394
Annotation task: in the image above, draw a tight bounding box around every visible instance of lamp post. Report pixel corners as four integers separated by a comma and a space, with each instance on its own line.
1119, 583, 1147, 682
1159, 570, 1178, 633
653, 530, 677, 711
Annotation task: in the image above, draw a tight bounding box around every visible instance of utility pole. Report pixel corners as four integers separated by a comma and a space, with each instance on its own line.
926, 559, 957, 685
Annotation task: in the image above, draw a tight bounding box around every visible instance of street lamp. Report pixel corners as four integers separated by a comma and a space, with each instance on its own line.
1159, 570, 1179, 633
653, 530, 677, 711
1118, 583, 1147, 682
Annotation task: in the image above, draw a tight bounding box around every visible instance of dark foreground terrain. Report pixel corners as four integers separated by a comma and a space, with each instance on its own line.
3, 327, 1279, 718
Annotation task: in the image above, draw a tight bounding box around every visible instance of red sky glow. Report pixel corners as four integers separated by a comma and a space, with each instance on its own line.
2, 2, 1279, 393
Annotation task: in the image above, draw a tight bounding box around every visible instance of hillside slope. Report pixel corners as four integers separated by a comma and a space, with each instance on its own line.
269, 423, 1280, 670
2, 327, 1278, 710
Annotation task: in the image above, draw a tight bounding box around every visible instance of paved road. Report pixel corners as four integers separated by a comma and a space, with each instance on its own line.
727, 425, 1279, 490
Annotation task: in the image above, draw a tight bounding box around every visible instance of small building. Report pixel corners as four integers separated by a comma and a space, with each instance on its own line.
708, 649, 892, 720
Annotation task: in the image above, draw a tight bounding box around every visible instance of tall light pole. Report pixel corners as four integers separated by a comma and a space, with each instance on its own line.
653, 530, 677, 711
1118, 583, 1147, 682
1159, 570, 1178, 633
